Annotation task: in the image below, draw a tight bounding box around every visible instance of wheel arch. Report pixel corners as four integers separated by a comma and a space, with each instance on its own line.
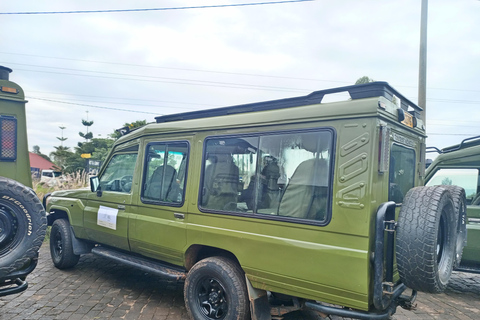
46, 207, 71, 226
184, 244, 241, 271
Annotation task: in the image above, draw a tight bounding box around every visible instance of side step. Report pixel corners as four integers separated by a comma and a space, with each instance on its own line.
455, 265, 480, 275
91, 246, 186, 281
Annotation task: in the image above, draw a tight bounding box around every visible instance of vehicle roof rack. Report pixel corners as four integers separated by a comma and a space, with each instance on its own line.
426, 135, 480, 154
155, 81, 421, 124
115, 124, 145, 137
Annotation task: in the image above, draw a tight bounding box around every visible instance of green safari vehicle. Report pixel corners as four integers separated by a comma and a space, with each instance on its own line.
426, 136, 480, 274
0, 66, 47, 297
44, 82, 465, 320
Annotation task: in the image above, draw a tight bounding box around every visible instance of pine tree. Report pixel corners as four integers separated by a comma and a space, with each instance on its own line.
79, 112, 94, 142
57, 126, 68, 147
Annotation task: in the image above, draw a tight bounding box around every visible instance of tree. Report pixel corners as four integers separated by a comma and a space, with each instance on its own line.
50, 146, 73, 171
441, 177, 453, 185
355, 76, 375, 85
79, 113, 94, 142
57, 126, 68, 147
90, 138, 115, 163
110, 120, 147, 139
32, 145, 51, 161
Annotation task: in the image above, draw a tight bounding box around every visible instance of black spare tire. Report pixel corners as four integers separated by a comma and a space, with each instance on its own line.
0, 177, 47, 278
396, 185, 456, 293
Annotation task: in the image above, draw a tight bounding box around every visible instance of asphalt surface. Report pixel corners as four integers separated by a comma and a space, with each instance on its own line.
1, 244, 480, 320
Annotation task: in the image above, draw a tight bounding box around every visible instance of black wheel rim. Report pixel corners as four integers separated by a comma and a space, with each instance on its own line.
195, 276, 228, 319
436, 214, 445, 264
52, 227, 63, 260
0, 203, 20, 256
437, 210, 451, 284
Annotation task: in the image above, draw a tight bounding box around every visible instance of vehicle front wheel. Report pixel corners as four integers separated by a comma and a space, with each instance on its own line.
184, 256, 250, 320
50, 219, 80, 269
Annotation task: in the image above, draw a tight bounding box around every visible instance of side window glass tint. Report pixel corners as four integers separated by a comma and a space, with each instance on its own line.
202, 137, 258, 211
143, 142, 188, 204
274, 131, 332, 222
201, 131, 333, 223
99, 153, 138, 193
389, 144, 415, 203
427, 168, 480, 205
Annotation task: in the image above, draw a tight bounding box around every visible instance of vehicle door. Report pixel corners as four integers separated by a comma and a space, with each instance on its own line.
128, 141, 189, 266
84, 145, 139, 251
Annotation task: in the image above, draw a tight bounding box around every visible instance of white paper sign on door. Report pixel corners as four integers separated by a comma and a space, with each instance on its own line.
97, 205, 118, 230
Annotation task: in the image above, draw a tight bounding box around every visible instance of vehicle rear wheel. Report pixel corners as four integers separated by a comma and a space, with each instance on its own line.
396, 186, 456, 293
0, 177, 46, 278
50, 219, 80, 269
184, 256, 250, 320
441, 185, 467, 268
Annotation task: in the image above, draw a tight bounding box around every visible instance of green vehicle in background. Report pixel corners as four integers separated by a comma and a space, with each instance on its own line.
44, 82, 465, 320
0, 66, 47, 297
426, 136, 480, 273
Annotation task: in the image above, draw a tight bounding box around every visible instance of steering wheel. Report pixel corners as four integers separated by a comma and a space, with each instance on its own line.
119, 175, 133, 192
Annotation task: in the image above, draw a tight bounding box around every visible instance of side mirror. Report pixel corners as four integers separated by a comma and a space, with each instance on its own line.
90, 176, 99, 192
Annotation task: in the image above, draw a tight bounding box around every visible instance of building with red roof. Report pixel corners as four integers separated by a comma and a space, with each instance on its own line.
29, 152, 58, 177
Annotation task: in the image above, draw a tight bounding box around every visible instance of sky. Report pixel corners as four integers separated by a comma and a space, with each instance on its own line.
1, 0, 479, 159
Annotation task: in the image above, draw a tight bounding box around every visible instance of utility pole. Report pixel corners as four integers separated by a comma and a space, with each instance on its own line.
418, 0, 428, 125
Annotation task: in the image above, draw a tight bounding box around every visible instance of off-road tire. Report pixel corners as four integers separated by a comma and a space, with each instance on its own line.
441, 185, 467, 268
396, 185, 456, 293
50, 219, 80, 269
184, 256, 250, 320
0, 177, 47, 278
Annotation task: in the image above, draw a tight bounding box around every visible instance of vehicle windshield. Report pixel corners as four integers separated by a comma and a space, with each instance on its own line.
427, 168, 480, 204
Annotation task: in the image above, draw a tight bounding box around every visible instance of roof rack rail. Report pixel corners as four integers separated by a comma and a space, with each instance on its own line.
155, 81, 421, 124
426, 135, 480, 154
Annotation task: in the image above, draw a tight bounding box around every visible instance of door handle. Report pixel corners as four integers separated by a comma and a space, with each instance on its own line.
118, 205, 126, 210
174, 213, 185, 219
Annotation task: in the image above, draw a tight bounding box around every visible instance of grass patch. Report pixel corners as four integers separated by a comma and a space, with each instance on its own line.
33, 171, 90, 200
33, 171, 89, 243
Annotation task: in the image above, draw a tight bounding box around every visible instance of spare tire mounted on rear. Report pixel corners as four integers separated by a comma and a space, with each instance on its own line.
396, 185, 457, 293
0, 177, 47, 278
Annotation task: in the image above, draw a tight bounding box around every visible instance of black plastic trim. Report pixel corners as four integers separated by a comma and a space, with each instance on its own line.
42, 192, 52, 210
155, 82, 421, 124
91, 246, 186, 281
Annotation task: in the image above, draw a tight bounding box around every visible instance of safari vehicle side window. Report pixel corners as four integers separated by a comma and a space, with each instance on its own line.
142, 142, 188, 205
200, 130, 334, 224
389, 144, 415, 203
427, 168, 480, 205
99, 153, 138, 193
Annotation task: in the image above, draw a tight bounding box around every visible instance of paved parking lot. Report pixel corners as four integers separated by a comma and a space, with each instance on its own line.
1, 244, 480, 320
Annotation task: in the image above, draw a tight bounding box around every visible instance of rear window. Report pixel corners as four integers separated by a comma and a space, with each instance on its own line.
389, 144, 415, 203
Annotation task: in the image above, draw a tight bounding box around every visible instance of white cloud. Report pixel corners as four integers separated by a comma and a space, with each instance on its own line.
1, 0, 479, 156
